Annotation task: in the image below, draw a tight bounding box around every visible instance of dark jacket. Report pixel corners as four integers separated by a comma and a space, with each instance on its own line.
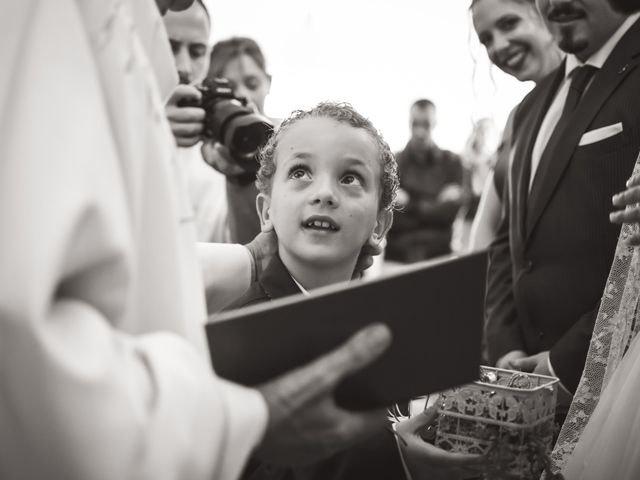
387, 140, 463, 262
229, 254, 406, 480
485, 18, 640, 392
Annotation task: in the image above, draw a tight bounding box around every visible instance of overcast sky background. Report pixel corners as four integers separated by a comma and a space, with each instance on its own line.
204, 0, 534, 153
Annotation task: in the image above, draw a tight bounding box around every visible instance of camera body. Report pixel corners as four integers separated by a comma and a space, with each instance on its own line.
182, 77, 273, 173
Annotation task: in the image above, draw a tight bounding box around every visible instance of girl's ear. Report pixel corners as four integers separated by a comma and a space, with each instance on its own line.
370, 209, 393, 245
256, 193, 274, 232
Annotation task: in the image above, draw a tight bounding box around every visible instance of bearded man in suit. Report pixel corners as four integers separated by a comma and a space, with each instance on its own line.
485, 0, 640, 398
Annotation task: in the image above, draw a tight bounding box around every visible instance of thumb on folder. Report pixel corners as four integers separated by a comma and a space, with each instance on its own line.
254, 323, 392, 466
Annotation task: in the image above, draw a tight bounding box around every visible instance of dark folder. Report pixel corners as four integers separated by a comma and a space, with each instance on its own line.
206, 250, 487, 410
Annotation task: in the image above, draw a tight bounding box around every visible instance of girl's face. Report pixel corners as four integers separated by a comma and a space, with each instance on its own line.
472, 0, 558, 83
221, 53, 271, 115
258, 116, 391, 274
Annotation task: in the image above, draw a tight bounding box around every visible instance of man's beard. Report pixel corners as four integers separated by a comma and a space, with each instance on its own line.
555, 25, 590, 54
545, 1, 590, 53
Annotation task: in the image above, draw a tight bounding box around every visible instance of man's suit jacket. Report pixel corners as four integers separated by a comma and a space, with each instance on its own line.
486, 18, 640, 392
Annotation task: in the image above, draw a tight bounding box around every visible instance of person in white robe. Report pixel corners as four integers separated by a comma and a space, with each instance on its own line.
0, 1, 390, 478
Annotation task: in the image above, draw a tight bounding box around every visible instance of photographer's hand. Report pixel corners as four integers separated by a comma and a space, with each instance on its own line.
165, 84, 204, 147
255, 323, 392, 466
201, 141, 247, 177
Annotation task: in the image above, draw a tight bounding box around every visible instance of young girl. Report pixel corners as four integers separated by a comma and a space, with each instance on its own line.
230, 101, 404, 480
231, 101, 396, 303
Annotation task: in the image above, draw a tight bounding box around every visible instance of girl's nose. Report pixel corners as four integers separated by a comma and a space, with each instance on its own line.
310, 178, 339, 208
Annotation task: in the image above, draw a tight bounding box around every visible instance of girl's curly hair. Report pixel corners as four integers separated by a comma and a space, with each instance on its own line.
256, 102, 398, 211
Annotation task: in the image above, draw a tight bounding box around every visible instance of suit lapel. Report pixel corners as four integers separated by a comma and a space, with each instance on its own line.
512, 67, 565, 242
526, 19, 640, 237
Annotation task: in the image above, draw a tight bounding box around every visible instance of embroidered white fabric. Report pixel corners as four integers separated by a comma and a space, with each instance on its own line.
549, 155, 640, 475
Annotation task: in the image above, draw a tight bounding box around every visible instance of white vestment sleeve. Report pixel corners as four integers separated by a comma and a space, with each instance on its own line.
179, 146, 233, 244
0, 1, 266, 479
198, 243, 253, 313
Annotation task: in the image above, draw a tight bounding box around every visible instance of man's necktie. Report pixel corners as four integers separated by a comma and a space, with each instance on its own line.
561, 65, 599, 117
528, 65, 599, 196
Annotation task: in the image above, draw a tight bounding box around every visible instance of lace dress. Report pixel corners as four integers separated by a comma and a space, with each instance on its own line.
549, 153, 640, 478
562, 332, 640, 478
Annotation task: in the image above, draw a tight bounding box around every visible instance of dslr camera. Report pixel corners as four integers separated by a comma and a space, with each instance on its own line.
181, 77, 273, 173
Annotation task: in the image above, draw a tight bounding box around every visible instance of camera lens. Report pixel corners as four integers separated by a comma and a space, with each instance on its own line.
199, 78, 273, 172
226, 117, 273, 164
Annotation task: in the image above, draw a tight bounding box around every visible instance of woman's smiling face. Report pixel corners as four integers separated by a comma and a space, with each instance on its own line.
472, 0, 557, 83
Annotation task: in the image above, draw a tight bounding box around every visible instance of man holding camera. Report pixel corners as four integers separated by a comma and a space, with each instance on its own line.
164, 0, 262, 244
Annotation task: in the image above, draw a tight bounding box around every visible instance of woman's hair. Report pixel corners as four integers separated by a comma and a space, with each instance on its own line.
256, 102, 399, 212
208, 37, 267, 78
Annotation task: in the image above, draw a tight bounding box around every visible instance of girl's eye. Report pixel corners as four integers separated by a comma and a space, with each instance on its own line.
341, 174, 363, 186
289, 167, 310, 180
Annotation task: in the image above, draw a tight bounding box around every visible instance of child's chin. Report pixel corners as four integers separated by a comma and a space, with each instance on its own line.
296, 245, 351, 265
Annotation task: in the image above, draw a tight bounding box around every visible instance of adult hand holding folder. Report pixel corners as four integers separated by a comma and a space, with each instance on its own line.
254, 323, 392, 466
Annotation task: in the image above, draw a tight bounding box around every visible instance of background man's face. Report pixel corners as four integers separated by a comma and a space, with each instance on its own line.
535, 0, 627, 61
163, 2, 210, 84
410, 106, 436, 146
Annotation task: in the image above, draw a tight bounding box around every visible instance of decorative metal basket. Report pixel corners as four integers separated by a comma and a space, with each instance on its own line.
435, 366, 559, 479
